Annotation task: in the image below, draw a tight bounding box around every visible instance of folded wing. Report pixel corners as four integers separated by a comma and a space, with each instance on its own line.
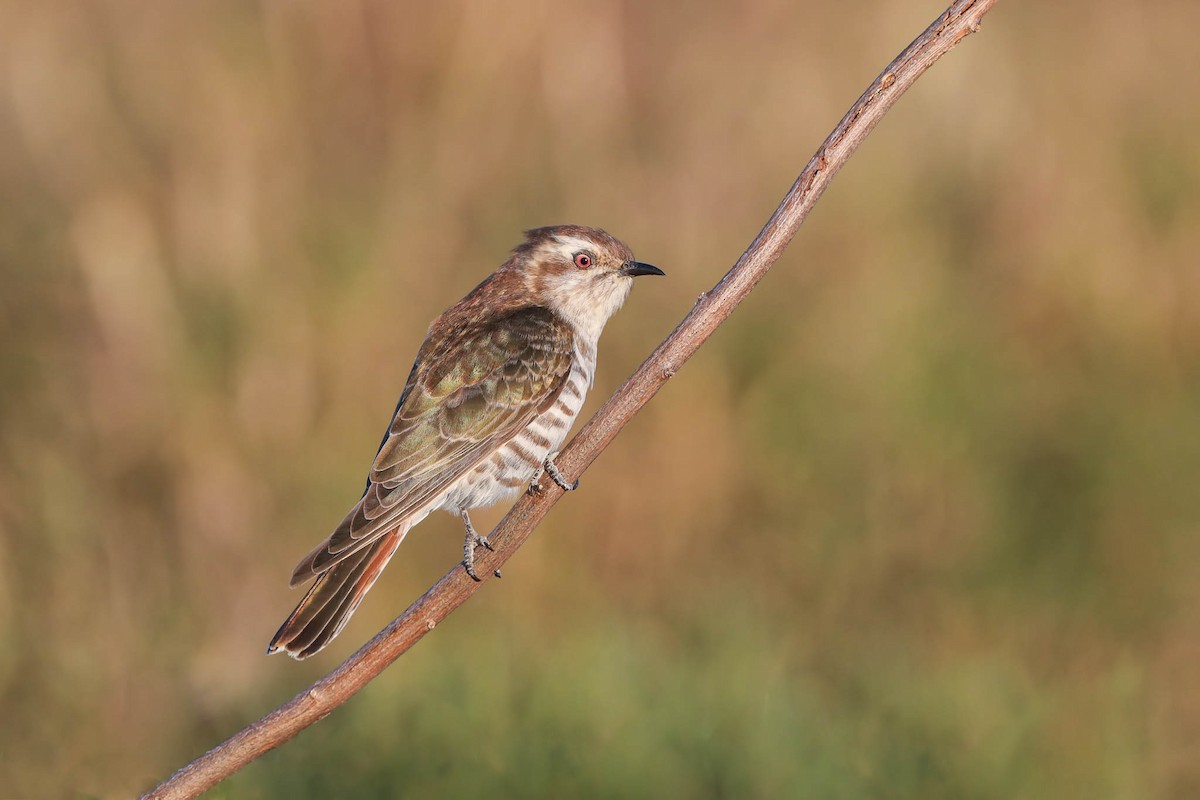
289, 306, 574, 585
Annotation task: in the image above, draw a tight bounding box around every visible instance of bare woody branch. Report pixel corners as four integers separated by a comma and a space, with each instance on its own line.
140, 1, 1002, 797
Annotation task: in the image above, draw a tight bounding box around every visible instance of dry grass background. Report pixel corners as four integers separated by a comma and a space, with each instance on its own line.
1, 1, 1199, 797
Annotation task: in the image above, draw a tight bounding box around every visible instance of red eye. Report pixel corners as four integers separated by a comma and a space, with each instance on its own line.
573, 252, 592, 269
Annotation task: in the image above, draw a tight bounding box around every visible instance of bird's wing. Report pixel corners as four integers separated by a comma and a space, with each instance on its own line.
290, 306, 574, 584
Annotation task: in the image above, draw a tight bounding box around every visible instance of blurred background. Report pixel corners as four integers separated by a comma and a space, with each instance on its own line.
2, 0, 1199, 797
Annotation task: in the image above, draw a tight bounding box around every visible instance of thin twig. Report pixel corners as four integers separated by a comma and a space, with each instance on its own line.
140, 1, 1001, 797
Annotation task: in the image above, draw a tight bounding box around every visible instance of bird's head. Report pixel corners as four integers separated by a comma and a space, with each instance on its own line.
511, 225, 664, 340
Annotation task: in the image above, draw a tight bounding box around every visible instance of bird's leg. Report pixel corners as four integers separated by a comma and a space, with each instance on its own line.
542, 451, 579, 492
460, 510, 494, 582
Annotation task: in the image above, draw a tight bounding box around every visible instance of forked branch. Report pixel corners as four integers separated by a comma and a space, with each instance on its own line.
141, 1, 1001, 796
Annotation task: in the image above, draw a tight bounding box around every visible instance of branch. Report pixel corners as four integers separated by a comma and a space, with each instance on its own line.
141, 1, 1001, 797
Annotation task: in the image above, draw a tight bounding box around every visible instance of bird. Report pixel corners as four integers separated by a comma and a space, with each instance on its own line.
268, 225, 664, 659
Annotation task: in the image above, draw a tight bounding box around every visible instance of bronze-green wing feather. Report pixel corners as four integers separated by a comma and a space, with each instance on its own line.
289, 306, 574, 585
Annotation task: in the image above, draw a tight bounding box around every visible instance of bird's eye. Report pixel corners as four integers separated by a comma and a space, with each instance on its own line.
573, 252, 593, 269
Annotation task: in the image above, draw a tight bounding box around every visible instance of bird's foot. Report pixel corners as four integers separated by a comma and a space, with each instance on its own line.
536, 451, 578, 493
460, 511, 495, 582
461, 532, 494, 581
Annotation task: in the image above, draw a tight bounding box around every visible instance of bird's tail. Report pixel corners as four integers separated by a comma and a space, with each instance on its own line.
268, 523, 411, 659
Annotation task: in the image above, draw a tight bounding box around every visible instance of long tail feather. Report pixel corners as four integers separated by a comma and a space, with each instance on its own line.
268, 523, 410, 659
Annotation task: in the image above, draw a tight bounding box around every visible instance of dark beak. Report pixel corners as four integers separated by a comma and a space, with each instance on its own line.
621, 261, 665, 277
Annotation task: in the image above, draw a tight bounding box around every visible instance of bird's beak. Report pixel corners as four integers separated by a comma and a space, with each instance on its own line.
621, 261, 665, 277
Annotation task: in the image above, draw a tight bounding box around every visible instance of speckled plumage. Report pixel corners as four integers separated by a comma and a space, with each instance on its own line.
269, 226, 662, 658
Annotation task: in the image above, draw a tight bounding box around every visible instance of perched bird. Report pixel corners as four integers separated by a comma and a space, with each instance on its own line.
268, 225, 664, 658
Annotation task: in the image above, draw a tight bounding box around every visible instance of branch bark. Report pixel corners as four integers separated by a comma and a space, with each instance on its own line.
141, 1, 1001, 797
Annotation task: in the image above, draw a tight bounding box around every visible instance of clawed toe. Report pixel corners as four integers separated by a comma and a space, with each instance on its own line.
460, 510, 496, 581
542, 452, 578, 492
